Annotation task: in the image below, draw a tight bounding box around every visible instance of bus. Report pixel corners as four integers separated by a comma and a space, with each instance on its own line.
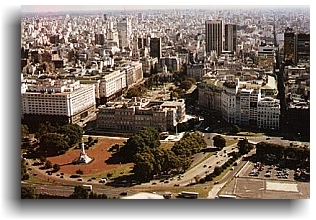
82, 184, 92, 191
177, 191, 199, 199
215, 194, 236, 199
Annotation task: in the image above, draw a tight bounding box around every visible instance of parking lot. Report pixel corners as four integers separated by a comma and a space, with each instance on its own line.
219, 161, 310, 199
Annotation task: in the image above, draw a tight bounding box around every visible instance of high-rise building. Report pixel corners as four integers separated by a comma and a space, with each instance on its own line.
284, 28, 310, 66
205, 20, 224, 56
117, 17, 132, 49
224, 24, 237, 52
150, 37, 162, 60
296, 33, 310, 64
284, 27, 296, 66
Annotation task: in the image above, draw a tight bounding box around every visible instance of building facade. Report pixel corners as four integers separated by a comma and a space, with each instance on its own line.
205, 20, 224, 56
99, 69, 127, 104
96, 98, 185, 132
224, 24, 237, 52
21, 78, 96, 126
150, 37, 162, 60
187, 63, 205, 82
257, 97, 280, 130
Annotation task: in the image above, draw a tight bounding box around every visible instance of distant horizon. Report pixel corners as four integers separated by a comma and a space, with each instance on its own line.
21, 5, 310, 14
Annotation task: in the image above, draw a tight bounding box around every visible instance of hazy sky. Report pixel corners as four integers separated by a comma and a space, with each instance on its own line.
21, 3, 310, 13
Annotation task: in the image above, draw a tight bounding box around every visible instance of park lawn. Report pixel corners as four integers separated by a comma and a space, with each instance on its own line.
27, 175, 52, 185
83, 164, 134, 179
160, 142, 175, 150
225, 138, 238, 146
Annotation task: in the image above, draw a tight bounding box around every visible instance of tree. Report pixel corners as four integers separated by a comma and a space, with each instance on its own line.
39, 156, 47, 163
35, 122, 56, 139
21, 186, 38, 199
76, 169, 84, 175
57, 124, 83, 147
89, 192, 107, 199
38, 133, 70, 156
237, 138, 253, 155
21, 124, 29, 140
121, 127, 160, 162
53, 164, 60, 172
231, 125, 241, 134
213, 166, 223, 176
194, 175, 201, 183
133, 152, 155, 181
213, 135, 226, 149
88, 136, 93, 143
44, 160, 53, 169
70, 185, 89, 199
180, 80, 192, 91
21, 158, 29, 181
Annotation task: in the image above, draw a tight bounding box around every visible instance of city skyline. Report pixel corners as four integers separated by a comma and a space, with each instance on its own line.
21, 4, 310, 13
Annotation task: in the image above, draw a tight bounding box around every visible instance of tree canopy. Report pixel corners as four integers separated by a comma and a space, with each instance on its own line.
21, 186, 38, 199
57, 123, 83, 147
21, 124, 29, 140
213, 135, 226, 149
237, 138, 254, 155
70, 185, 89, 199
38, 133, 70, 156
21, 158, 29, 181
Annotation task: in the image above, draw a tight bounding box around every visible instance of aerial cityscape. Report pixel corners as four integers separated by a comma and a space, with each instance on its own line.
20, 5, 310, 199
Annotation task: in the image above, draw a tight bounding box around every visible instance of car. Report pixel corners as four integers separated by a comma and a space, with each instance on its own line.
205, 171, 209, 174
203, 164, 207, 168
160, 179, 164, 182
27, 168, 32, 171
164, 180, 169, 183
174, 184, 180, 187
230, 167, 234, 171
77, 178, 83, 181
87, 179, 92, 182
119, 192, 128, 196
91, 177, 96, 180
266, 137, 271, 140
60, 175, 64, 178
214, 181, 219, 184
207, 137, 210, 139
99, 178, 107, 183
152, 182, 157, 185
208, 165, 212, 168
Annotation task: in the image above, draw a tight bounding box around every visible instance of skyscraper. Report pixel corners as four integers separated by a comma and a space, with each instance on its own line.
296, 33, 310, 64
224, 24, 237, 52
117, 17, 132, 49
150, 37, 162, 60
284, 27, 296, 66
205, 20, 223, 56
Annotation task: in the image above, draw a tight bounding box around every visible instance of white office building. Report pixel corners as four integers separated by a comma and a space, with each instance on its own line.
257, 97, 280, 130
21, 78, 96, 124
99, 69, 127, 104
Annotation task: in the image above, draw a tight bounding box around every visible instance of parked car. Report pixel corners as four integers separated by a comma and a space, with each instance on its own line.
119, 192, 127, 196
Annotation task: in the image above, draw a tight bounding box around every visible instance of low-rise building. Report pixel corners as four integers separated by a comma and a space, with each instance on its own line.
96, 98, 185, 132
